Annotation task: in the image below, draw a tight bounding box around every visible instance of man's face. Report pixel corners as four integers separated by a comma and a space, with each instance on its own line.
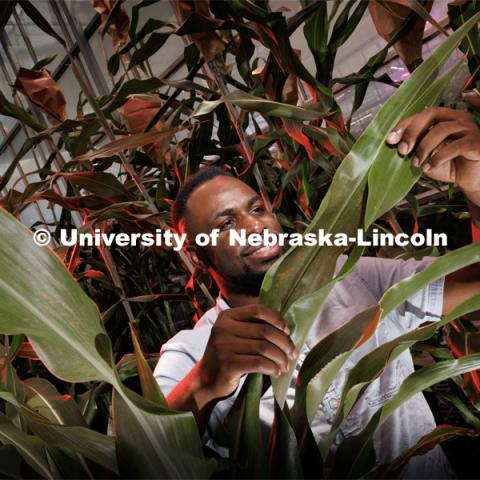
182, 176, 285, 295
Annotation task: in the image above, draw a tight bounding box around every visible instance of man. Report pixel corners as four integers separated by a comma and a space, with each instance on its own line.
154, 107, 480, 477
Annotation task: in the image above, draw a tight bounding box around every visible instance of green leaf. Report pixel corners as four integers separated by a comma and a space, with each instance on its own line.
375, 424, 479, 479
333, 353, 480, 478
129, 32, 170, 70
102, 77, 165, 111
0, 208, 216, 479
380, 242, 480, 317
388, 0, 449, 36
68, 119, 101, 157
0, 411, 54, 479
435, 392, 480, 430
302, 1, 329, 84
129, 323, 167, 405
268, 401, 303, 479
25, 412, 119, 475
113, 388, 216, 478
329, 1, 369, 52
32, 55, 58, 71
0, 208, 116, 384
131, 18, 172, 44
0, 135, 46, 191
300, 306, 382, 423
0, 0, 15, 29
448, 0, 480, 74
0, 91, 45, 133
318, 283, 480, 460
226, 374, 268, 478
73, 128, 184, 162
129, 0, 160, 41
24, 378, 87, 427
18, 0, 65, 47
259, 11, 480, 405
327, 292, 480, 477
61, 171, 131, 199
364, 60, 464, 227
193, 91, 328, 121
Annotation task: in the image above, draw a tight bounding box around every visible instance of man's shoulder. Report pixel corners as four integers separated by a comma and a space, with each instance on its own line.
160, 303, 219, 357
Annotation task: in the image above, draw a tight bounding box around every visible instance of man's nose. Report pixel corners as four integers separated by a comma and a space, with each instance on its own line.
242, 214, 265, 235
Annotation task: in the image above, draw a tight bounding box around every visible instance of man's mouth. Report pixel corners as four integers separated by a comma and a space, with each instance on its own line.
242, 243, 282, 261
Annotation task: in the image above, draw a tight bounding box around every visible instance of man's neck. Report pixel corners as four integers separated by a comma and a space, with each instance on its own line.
221, 289, 260, 308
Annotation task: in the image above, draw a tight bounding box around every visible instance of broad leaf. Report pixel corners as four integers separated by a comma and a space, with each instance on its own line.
261, 11, 480, 405
0, 208, 116, 384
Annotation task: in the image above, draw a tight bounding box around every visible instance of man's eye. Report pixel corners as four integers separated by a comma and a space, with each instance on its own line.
252, 206, 265, 214
220, 219, 235, 230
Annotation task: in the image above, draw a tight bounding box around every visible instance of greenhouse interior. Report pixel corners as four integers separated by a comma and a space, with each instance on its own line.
0, 0, 480, 479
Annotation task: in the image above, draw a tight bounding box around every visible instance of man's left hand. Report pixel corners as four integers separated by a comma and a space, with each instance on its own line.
386, 106, 480, 193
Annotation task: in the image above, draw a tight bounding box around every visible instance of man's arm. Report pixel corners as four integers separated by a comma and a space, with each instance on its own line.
386, 106, 480, 316
165, 304, 297, 432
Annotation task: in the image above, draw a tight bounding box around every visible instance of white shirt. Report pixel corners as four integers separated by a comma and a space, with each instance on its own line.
154, 254, 454, 478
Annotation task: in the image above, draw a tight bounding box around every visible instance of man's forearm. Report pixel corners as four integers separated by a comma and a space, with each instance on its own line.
166, 362, 218, 433
462, 189, 480, 228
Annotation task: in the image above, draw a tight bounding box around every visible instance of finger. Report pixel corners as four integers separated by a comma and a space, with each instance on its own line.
232, 338, 293, 371
386, 107, 471, 153
230, 354, 284, 377
230, 321, 297, 356
426, 137, 479, 171
413, 121, 468, 167
386, 116, 415, 145
226, 304, 289, 333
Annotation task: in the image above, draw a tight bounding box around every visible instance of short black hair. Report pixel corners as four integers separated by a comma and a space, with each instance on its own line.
171, 166, 232, 231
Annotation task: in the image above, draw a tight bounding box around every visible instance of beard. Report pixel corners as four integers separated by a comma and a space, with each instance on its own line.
201, 244, 285, 298
219, 263, 266, 296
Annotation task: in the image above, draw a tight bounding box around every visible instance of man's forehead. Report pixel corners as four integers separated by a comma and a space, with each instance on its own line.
184, 176, 258, 229
189, 177, 257, 208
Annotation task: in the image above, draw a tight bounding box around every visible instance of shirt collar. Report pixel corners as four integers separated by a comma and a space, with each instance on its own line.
215, 295, 230, 314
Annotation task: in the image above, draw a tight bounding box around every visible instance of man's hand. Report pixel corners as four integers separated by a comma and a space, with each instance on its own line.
165, 304, 297, 431
196, 304, 298, 401
385, 106, 480, 193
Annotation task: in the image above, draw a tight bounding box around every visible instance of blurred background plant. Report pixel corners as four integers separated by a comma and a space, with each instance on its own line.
0, 0, 479, 478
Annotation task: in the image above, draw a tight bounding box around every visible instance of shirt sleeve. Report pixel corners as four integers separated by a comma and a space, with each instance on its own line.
153, 326, 211, 397
352, 255, 444, 330
153, 350, 197, 397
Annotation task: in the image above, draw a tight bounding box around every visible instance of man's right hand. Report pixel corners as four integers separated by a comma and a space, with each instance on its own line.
196, 304, 298, 401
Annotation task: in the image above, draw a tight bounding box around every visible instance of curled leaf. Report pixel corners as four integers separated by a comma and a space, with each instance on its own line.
368, 0, 434, 70
118, 94, 167, 164
175, 2, 225, 62
13, 68, 66, 125
91, 0, 130, 51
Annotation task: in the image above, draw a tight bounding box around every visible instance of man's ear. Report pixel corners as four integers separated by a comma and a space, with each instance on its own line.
185, 244, 208, 271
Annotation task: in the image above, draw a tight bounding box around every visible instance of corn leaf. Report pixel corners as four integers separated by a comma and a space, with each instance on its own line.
193, 91, 329, 121
313, 261, 480, 459
332, 352, 480, 478
0, 411, 54, 479
129, 323, 167, 405
375, 424, 480, 479
0, 208, 116, 384
24, 378, 87, 427
74, 129, 184, 162
327, 292, 480, 477
112, 388, 216, 478
261, 11, 480, 405
0, 208, 215, 479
